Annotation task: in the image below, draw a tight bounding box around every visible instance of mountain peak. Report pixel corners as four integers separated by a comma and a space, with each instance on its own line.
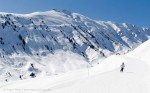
0, 10, 150, 82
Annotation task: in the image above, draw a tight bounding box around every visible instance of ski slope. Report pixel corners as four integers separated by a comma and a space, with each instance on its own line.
0, 40, 150, 93
127, 39, 150, 65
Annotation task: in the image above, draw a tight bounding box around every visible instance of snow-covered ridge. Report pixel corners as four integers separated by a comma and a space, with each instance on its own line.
0, 10, 150, 81
0, 10, 150, 58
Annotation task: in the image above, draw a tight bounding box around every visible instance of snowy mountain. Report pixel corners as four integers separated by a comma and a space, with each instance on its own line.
0, 10, 150, 81
0, 39, 150, 93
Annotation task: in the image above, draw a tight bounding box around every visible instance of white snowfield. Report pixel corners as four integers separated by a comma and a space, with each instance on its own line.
127, 39, 150, 65
0, 40, 150, 93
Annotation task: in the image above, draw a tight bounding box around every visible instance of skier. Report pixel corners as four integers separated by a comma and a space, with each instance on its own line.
120, 62, 125, 72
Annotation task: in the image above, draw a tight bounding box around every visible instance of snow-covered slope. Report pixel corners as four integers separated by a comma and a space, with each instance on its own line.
127, 39, 150, 64
1, 41, 150, 93
0, 10, 150, 81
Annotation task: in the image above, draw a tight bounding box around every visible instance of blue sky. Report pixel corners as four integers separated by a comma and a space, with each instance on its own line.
0, 0, 150, 27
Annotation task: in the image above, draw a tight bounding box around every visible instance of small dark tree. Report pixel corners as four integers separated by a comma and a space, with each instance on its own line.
90, 44, 95, 49
30, 72, 36, 78
30, 63, 34, 68
19, 75, 22, 80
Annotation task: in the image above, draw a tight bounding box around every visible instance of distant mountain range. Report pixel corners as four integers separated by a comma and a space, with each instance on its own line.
0, 10, 150, 81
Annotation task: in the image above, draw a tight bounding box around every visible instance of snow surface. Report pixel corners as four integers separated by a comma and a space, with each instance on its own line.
127, 39, 150, 65
0, 40, 150, 93
0, 50, 88, 82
